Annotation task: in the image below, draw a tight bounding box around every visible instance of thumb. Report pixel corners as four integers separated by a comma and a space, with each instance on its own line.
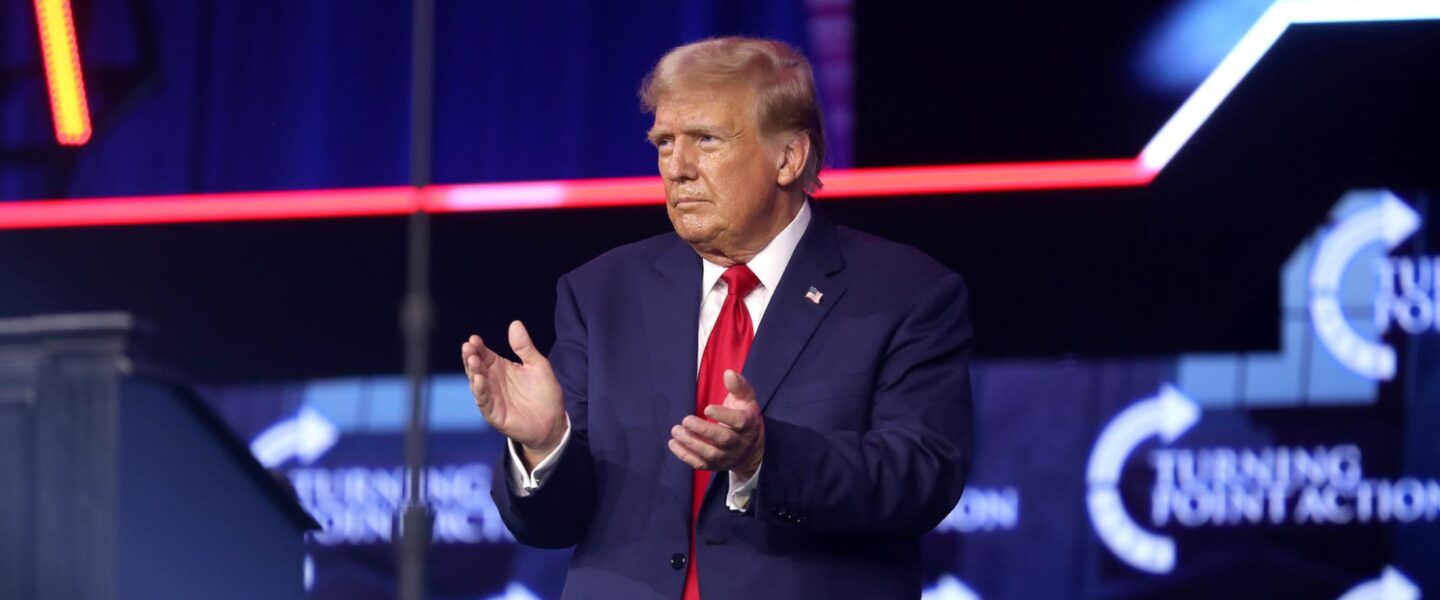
508, 320, 546, 365
723, 370, 756, 405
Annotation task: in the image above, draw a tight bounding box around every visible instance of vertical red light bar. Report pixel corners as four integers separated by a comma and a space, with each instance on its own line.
33, 0, 92, 145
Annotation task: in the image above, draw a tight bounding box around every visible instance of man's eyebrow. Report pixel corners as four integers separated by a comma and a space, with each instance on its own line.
646, 124, 727, 144
683, 126, 720, 138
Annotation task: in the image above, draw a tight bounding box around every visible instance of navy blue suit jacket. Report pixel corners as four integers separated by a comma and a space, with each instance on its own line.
492, 204, 973, 599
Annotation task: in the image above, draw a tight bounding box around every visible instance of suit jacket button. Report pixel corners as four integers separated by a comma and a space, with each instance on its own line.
670, 553, 687, 570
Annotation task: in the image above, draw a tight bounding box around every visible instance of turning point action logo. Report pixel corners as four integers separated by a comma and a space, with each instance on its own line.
250, 408, 511, 546
1086, 384, 1440, 577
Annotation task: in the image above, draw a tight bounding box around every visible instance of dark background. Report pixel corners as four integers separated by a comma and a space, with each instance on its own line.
2, 1, 1438, 598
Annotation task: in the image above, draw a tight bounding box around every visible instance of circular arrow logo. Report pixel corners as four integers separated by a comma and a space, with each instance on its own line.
1308, 190, 1421, 381
1086, 384, 1200, 574
250, 406, 340, 468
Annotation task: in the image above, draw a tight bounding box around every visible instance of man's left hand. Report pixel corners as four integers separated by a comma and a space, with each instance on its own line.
669, 369, 765, 479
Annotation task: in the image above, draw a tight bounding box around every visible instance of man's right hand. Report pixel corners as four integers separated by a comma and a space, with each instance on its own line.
462, 321, 567, 468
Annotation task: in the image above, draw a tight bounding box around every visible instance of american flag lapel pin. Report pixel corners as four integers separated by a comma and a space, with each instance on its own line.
804, 286, 824, 305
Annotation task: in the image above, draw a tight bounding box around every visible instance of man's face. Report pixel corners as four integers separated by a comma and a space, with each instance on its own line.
648, 84, 789, 261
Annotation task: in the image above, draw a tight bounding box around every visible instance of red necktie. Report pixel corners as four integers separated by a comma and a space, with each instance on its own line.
683, 264, 759, 600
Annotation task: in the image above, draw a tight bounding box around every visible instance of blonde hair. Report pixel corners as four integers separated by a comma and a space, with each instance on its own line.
640, 37, 826, 193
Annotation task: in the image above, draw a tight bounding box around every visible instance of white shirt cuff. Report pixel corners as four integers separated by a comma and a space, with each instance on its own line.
726, 462, 761, 512
506, 413, 572, 497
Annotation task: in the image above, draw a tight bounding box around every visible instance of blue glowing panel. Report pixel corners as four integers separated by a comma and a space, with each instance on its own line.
1240, 318, 1306, 406
1175, 354, 1241, 408
1137, 0, 1276, 95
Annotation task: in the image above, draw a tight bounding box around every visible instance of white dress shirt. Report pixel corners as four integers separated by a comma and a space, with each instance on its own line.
507, 201, 813, 513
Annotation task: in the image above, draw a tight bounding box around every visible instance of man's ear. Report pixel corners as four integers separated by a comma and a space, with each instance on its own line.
775, 131, 812, 188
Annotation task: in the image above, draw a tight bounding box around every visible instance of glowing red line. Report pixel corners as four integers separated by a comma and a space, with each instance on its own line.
813, 159, 1154, 197
0, 188, 416, 229
0, 160, 1153, 230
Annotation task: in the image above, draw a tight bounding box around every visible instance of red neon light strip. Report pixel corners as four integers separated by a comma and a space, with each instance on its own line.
0, 188, 417, 229
33, 0, 92, 145
812, 159, 1154, 197
0, 159, 1153, 230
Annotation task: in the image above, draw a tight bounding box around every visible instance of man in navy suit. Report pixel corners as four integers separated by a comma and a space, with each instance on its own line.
463, 37, 973, 599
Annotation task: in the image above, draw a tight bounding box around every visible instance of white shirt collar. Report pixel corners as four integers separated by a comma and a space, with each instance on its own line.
700, 200, 812, 296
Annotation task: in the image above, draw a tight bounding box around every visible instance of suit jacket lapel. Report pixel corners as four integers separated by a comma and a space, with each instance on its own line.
642, 235, 704, 520
744, 204, 847, 413
643, 235, 703, 429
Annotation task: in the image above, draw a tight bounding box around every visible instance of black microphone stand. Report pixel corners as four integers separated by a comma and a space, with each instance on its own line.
398, 0, 435, 598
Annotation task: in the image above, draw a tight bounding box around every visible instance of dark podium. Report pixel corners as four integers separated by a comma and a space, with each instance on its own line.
0, 313, 317, 600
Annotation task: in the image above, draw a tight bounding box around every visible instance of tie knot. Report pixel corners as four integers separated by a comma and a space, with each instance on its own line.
721, 264, 760, 300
